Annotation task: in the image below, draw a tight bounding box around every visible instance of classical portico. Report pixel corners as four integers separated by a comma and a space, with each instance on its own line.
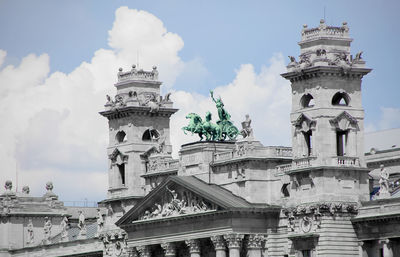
116, 176, 278, 257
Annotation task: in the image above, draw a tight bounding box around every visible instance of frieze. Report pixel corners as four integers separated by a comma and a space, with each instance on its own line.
138, 186, 216, 221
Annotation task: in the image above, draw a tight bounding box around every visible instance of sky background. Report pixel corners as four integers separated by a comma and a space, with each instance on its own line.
0, 0, 399, 202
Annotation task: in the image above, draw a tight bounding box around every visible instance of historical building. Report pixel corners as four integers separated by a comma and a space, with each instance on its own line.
0, 20, 399, 257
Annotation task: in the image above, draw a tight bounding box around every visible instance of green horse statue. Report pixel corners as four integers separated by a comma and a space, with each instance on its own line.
182, 113, 204, 140
202, 111, 221, 141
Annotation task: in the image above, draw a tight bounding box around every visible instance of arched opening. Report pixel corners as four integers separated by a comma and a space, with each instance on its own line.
117, 163, 125, 186
115, 131, 127, 143
336, 130, 348, 156
332, 92, 350, 106
142, 129, 160, 141
281, 183, 290, 197
300, 94, 315, 108
303, 130, 312, 156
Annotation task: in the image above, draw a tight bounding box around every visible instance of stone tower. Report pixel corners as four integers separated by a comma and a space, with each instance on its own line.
100, 65, 178, 201
280, 20, 371, 256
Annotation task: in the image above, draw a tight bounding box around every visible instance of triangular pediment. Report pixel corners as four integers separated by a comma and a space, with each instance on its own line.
109, 148, 128, 164
330, 111, 358, 130
292, 113, 316, 132
116, 176, 253, 226
140, 146, 159, 159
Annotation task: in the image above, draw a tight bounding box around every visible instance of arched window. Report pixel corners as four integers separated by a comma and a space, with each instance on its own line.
281, 183, 290, 197
142, 129, 160, 141
115, 131, 127, 143
332, 92, 350, 106
300, 94, 315, 108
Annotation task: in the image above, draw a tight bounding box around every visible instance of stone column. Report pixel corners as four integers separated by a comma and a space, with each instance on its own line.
211, 235, 226, 257
136, 245, 151, 257
358, 241, 367, 257
224, 234, 244, 257
247, 234, 265, 257
185, 239, 201, 257
380, 239, 393, 257
161, 242, 176, 257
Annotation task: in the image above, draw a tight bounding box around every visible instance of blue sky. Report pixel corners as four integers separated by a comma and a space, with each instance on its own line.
0, 0, 399, 202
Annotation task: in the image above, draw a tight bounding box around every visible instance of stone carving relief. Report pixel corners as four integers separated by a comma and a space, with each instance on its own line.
27, 218, 34, 245
100, 230, 128, 257
138, 186, 216, 221
284, 202, 358, 233
43, 217, 52, 245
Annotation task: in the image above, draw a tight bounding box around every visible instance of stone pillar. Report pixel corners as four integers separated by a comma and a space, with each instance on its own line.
247, 234, 265, 257
185, 239, 201, 257
380, 239, 393, 257
137, 245, 151, 257
161, 242, 176, 257
224, 234, 244, 257
358, 241, 367, 257
211, 235, 226, 257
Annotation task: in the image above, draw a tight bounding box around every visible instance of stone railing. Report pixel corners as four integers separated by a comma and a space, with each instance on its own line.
148, 159, 180, 173
117, 65, 159, 82
214, 151, 234, 161
292, 156, 317, 169
301, 20, 349, 41
275, 163, 293, 176
213, 146, 292, 162
336, 156, 360, 167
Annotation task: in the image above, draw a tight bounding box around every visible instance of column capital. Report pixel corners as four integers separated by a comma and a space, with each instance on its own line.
211, 235, 226, 251
379, 238, 392, 247
247, 234, 265, 249
161, 242, 176, 256
136, 245, 151, 257
224, 233, 244, 249
185, 239, 201, 254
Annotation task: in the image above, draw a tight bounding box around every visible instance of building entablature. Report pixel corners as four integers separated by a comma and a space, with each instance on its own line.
99, 106, 178, 120
281, 66, 371, 83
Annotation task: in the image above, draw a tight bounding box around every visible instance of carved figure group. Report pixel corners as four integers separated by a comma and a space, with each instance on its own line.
140, 187, 213, 221
182, 91, 239, 141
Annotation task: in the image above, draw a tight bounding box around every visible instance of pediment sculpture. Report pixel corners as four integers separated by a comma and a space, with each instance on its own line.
138, 185, 217, 221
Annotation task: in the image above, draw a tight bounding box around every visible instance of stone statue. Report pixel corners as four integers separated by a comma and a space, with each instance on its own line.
78, 211, 87, 236
379, 164, 390, 195
27, 218, 34, 244
22, 185, 30, 195
240, 114, 253, 139
288, 56, 297, 63
96, 209, 104, 236
60, 215, 69, 241
43, 217, 52, 244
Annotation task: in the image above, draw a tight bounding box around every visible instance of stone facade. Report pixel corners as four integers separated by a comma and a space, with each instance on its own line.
1, 20, 399, 257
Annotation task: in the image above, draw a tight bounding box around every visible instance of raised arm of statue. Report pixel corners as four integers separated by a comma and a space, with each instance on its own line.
210, 90, 217, 104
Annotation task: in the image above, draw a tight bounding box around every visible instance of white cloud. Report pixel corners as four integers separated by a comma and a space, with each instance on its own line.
0, 7, 186, 200
0, 49, 6, 67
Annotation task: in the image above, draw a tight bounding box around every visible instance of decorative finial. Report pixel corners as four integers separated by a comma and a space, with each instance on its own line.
342, 21, 347, 26
320, 19, 325, 24
132, 64, 136, 69
303, 24, 308, 29
45, 181, 54, 192
4, 180, 12, 191
118, 67, 123, 72
22, 185, 30, 194
153, 66, 157, 70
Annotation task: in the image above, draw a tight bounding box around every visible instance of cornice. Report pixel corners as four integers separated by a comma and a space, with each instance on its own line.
99, 106, 178, 120
281, 66, 372, 82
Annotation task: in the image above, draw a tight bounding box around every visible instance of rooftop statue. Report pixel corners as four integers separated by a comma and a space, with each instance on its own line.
182, 90, 239, 141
